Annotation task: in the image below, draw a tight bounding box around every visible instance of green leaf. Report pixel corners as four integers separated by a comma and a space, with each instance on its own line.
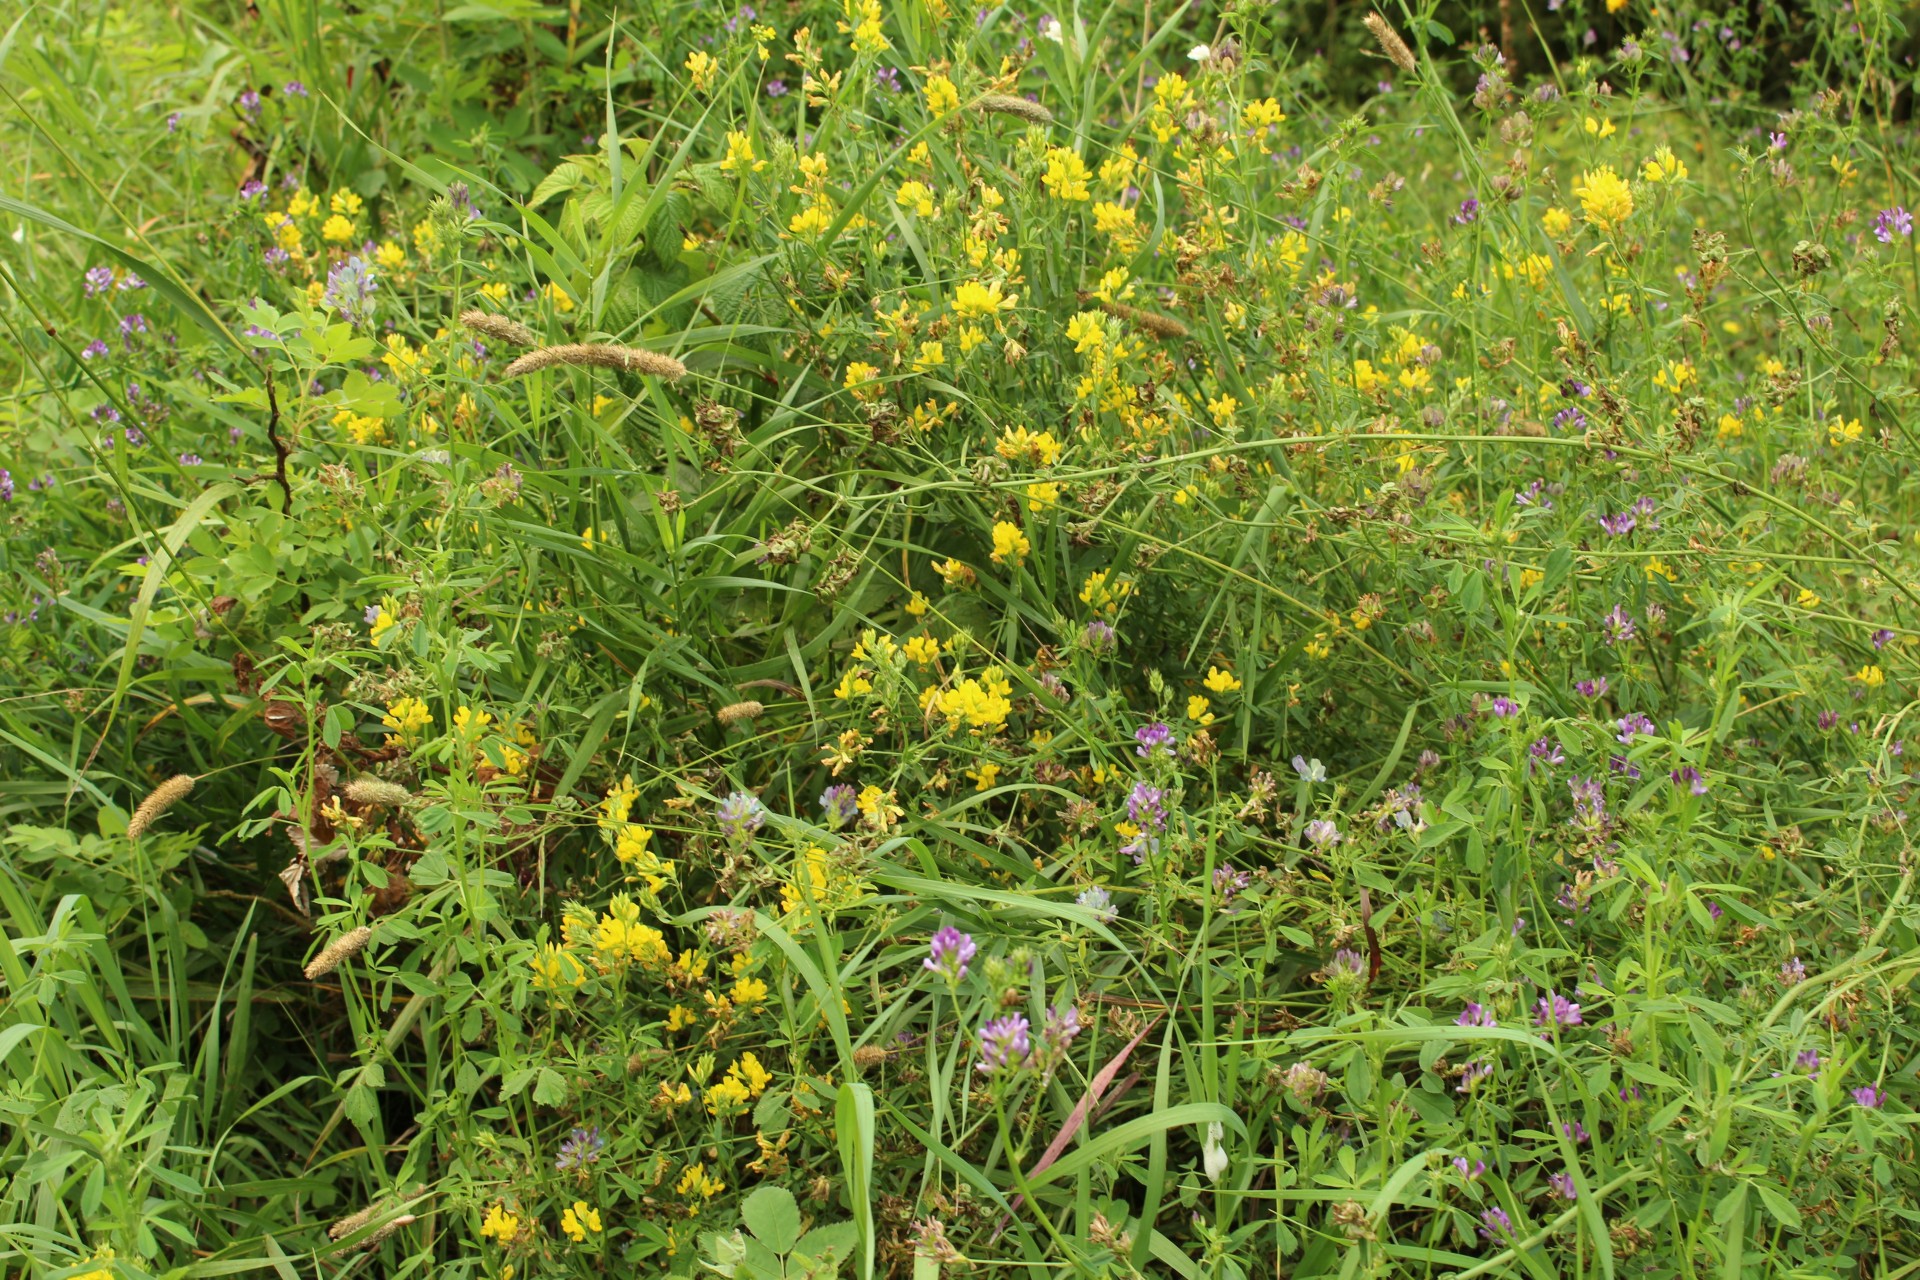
836, 1082, 876, 1280
740, 1185, 802, 1254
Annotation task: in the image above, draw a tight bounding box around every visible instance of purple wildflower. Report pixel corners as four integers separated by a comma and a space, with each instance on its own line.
1548, 1171, 1578, 1201
715, 790, 767, 843
1478, 1207, 1513, 1240
1453, 197, 1480, 225
323, 255, 377, 325
1458, 1059, 1494, 1093
1781, 956, 1806, 984
1615, 712, 1655, 745
1853, 1084, 1885, 1109
83, 266, 114, 297
1669, 765, 1708, 796
1303, 818, 1341, 847
819, 783, 858, 829
1452, 1156, 1487, 1179
1602, 605, 1636, 645
1127, 781, 1167, 831
1076, 885, 1117, 921
81, 340, 108, 360
283, 81, 308, 97
1534, 991, 1582, 1029
1575, 676, 1609, 698
1134, 721, 1175, 758
1873, 207, 1913, 244
1795, 1049, 1822, 1071
1596, 511, 1636, 536
1561, 1120, 1589, 1143
1490, 695, 1519, 718
554, 1125, 605, 1171
976, 1014, 1031, 1074
924, 926, 977, 983
1457, 1002, 1497, 1027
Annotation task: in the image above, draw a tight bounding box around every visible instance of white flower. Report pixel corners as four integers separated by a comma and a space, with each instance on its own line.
1037, 15, 1063, 42
1201, 1121, 1228, 1182
1188, 44, 1212, 62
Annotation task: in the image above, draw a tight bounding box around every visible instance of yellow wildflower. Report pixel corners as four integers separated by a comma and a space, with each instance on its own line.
990, 520, 1030, 566
925, 73, 960, 117
560, 1202, 602, 1244
1203, 666, 1242, 693
1573, 166, 1634, 232
1042, 147, 1092, 201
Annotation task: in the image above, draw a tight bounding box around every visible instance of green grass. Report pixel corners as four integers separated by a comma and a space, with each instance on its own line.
3, 0, 1920, 1276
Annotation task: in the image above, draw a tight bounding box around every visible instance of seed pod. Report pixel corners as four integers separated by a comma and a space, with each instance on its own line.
343, 777, 414, 808
128, 774, 195, 840
458, 309, 538, 348
1096, 300, 1190, 340
1364, 12, 1418, 72
499, 343, 687, 381
304, 925, 374, 979
973, 93, 1054, 125
717, 700, 765, 729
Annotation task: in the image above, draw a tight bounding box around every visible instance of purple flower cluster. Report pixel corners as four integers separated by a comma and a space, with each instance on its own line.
1874, 207, 1913, 244
924, 926, 977, 983
716, 790, 767, 843
1534, 991, 1582, 1029
1134, 721, 1175, 759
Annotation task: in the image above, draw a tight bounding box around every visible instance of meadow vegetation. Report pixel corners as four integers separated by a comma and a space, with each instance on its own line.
4, 0, 1920, 1275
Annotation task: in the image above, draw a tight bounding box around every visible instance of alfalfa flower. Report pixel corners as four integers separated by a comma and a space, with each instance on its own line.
716, 790, 768, 844
976, 1014, 1032, 1074
1203, 666, 1242, 693
554, 1126, 605, 1171
1534, 990, 1583, 1030
677, 1162, 725, 1199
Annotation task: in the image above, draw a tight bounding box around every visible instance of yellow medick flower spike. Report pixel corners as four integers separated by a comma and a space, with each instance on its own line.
924, 73, 959, 117
1642, 145, 1688, 183
1041, 147, 1092, 201
719, 130, 765, 174
560, 1201, 602, 1243
1572, 165, 1634, 232
684, 49, 717, 91
990, 520, 1030, 566
1855, 665, 1886, 687
1203, 666, 1243, 693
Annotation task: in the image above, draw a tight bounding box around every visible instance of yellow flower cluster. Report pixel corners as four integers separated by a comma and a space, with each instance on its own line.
935, 669, 1013, 732
1573, 165, 1634, 233
705, 1051, 776, 1114
382, 696, 432, 738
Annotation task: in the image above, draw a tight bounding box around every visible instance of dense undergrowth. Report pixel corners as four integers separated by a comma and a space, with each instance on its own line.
4, 0, 1920, 1276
